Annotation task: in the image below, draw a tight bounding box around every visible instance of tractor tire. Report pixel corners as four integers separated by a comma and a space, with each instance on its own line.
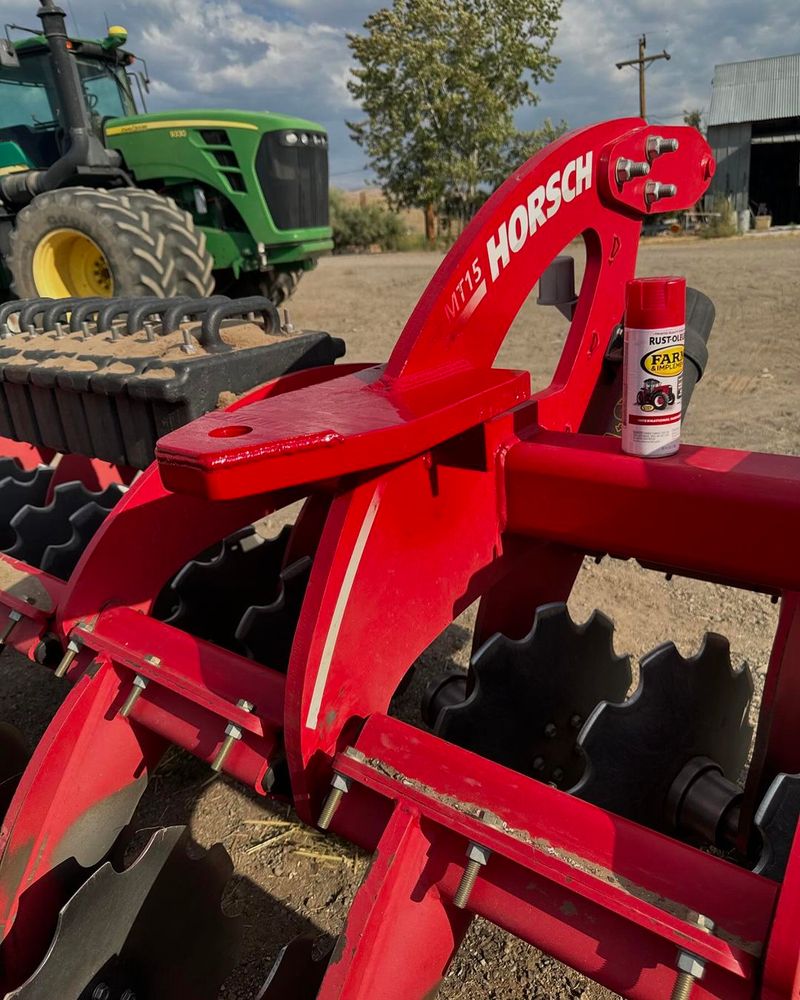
6, 187, 214, 300
121, 189, 215, 297
228, 267, 304, 306
652, 392, 668, 410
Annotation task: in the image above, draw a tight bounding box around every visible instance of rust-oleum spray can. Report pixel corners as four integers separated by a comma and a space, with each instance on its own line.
622, 276, 686, 458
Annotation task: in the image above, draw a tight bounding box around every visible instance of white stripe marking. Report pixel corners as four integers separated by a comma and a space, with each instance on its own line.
462, 279, 487, 322
305, 486, 383, 729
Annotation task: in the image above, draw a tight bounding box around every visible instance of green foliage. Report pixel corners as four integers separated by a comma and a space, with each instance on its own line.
698, 195, 738, 239
347, 0, 562, 236
682, 108, 704, 132
329, 189, 406, 253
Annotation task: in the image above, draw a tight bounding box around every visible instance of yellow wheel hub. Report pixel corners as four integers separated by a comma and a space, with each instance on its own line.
32, 228, 114, 297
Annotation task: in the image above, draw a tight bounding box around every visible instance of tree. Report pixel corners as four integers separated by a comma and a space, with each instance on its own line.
683, 108, 704, 132
347, 0, 562, 241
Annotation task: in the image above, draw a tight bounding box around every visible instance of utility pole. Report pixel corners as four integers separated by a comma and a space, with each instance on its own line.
616, 34, 671, 119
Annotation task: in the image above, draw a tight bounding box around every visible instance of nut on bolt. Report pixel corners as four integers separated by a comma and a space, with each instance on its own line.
55, 621, 91, 678
211, 698, 254, 773
646, 135, 679, 161
317, 748, 366, 830
454, 841, 492, 910
645, 180, 678, 205
670, 913, 715, 1000
615, 157, 650, 185
0, 609, 23, 652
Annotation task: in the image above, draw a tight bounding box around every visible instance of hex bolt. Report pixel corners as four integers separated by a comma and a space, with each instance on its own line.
54, 622, 90, 678
645, 180, 678, 205
181, 328, 197, 354
670, 913, 715, 1000
119, 674, 150, 718
81, 320, 93, 339
646, 135, 679, 161
0, 610, 22, 653
615, 157, 650, 184
110, 319, 126, 341
544, 722, 557, 739
54, 321, 67, 339
570, 713, 583, 730
532, 755, 545, 772
282, 308, 295, 334
143, 321, 157, 342
121, 991, 137, 1000
92, 985, 111, 1000
26, 323, 37, 338
211, 698, 254, 772
317, 772, 352, 830
454, 841, 491, 910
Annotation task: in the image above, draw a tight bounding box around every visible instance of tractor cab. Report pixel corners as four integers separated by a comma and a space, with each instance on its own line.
642, 378, 660, 390
0, 26, 140, 174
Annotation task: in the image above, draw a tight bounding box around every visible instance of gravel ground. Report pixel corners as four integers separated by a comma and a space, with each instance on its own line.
1, 231, 798, 998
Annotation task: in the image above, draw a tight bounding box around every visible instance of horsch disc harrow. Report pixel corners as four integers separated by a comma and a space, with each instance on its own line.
0, 119, 797, 999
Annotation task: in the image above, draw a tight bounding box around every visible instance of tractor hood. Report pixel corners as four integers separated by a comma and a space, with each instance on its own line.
104, 108, 327, 139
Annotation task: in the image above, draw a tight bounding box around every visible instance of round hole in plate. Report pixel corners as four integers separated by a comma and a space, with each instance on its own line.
208, 424, 253, 438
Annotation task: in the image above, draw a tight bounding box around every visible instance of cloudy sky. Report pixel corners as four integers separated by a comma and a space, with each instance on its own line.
4, 0, 799, 186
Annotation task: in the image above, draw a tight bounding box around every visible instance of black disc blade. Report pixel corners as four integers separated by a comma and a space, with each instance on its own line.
754, 772, 800, 881
436, 603, 632, 788
573, 634, 753, 831
8, 827, 241, 1000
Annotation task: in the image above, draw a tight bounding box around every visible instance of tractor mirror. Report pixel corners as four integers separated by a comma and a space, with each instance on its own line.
0, 40, 20, 69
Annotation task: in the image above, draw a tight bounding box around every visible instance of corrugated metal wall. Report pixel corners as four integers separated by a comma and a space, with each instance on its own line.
707, 123, 752, 212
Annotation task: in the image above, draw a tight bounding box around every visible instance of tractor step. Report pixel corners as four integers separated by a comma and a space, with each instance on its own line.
0, 296, 345, 468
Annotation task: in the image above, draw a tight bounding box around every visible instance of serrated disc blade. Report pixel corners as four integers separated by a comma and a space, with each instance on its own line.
164, 526, 290, 651
236, 556, 312, 672
573, 634, 753, 831
754, 772, 800, 881
436, 604, 631, 788
8, 826, 241, 1000
257, 936, 333, 999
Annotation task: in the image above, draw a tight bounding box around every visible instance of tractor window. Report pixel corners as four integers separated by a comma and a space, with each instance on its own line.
75, 58, 136, 120
0, 56, 58, 130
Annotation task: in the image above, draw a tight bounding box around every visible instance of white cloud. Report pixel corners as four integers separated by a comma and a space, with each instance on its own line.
3, 0, 799, 186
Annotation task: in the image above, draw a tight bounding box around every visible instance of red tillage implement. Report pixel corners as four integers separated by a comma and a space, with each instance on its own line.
0, 119, 797, 999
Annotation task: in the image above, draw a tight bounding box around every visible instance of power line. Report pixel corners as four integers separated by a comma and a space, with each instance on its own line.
615, 33, 672, 119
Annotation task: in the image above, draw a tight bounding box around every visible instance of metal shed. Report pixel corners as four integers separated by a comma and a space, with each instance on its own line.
706, 53, 800, 224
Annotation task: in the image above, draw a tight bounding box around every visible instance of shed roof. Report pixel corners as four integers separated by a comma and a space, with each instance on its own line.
707, 53, 800, 126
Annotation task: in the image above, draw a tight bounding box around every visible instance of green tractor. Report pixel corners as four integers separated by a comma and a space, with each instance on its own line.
0, 1, 333, 303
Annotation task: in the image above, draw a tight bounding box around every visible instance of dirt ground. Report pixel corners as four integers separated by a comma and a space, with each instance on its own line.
1, 232, 798, 998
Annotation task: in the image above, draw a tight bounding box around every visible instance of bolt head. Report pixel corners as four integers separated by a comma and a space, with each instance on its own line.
92, 985, 111, 1000
677, 951, 706, 978
532, 756, 545, 772
466, 841, 491, 865
143, 654, 161, 667
331, 772, 351, 794
237, 699, 255, 712
224, 722, 243, 740
544, 723, 557, 739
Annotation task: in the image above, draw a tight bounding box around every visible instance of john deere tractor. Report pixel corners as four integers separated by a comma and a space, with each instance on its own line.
0, 1, 332, 303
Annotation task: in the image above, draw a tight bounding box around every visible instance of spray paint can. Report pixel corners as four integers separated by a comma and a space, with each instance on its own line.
622, 276, 686, 458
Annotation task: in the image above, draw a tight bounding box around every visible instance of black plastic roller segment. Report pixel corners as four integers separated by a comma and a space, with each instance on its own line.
236, 556, 313, 672
572, 634, 754, 833
435, 603, 632, 789
163, 526, 291, 652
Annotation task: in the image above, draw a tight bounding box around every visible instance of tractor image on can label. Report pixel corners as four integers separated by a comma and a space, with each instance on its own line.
636, 377, 676, 410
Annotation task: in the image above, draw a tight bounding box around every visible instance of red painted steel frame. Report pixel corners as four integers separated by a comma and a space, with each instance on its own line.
2, 119, 798, 998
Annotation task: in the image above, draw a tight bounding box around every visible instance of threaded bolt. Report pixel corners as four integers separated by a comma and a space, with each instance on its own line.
454, 842, 491, 910
81, 320, 93, 339
181, 328, 197, 354
670, 972, 696, 1000
616, 157, 650, 184
211, 698, 254, 772
317, 772, 351, 830
144, 321, 157, 342
119, 674, 149, 718
646, 135, 680, 161
645, 180, 678, 204
55, 622, 90, 678
0, 610, 22, 653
